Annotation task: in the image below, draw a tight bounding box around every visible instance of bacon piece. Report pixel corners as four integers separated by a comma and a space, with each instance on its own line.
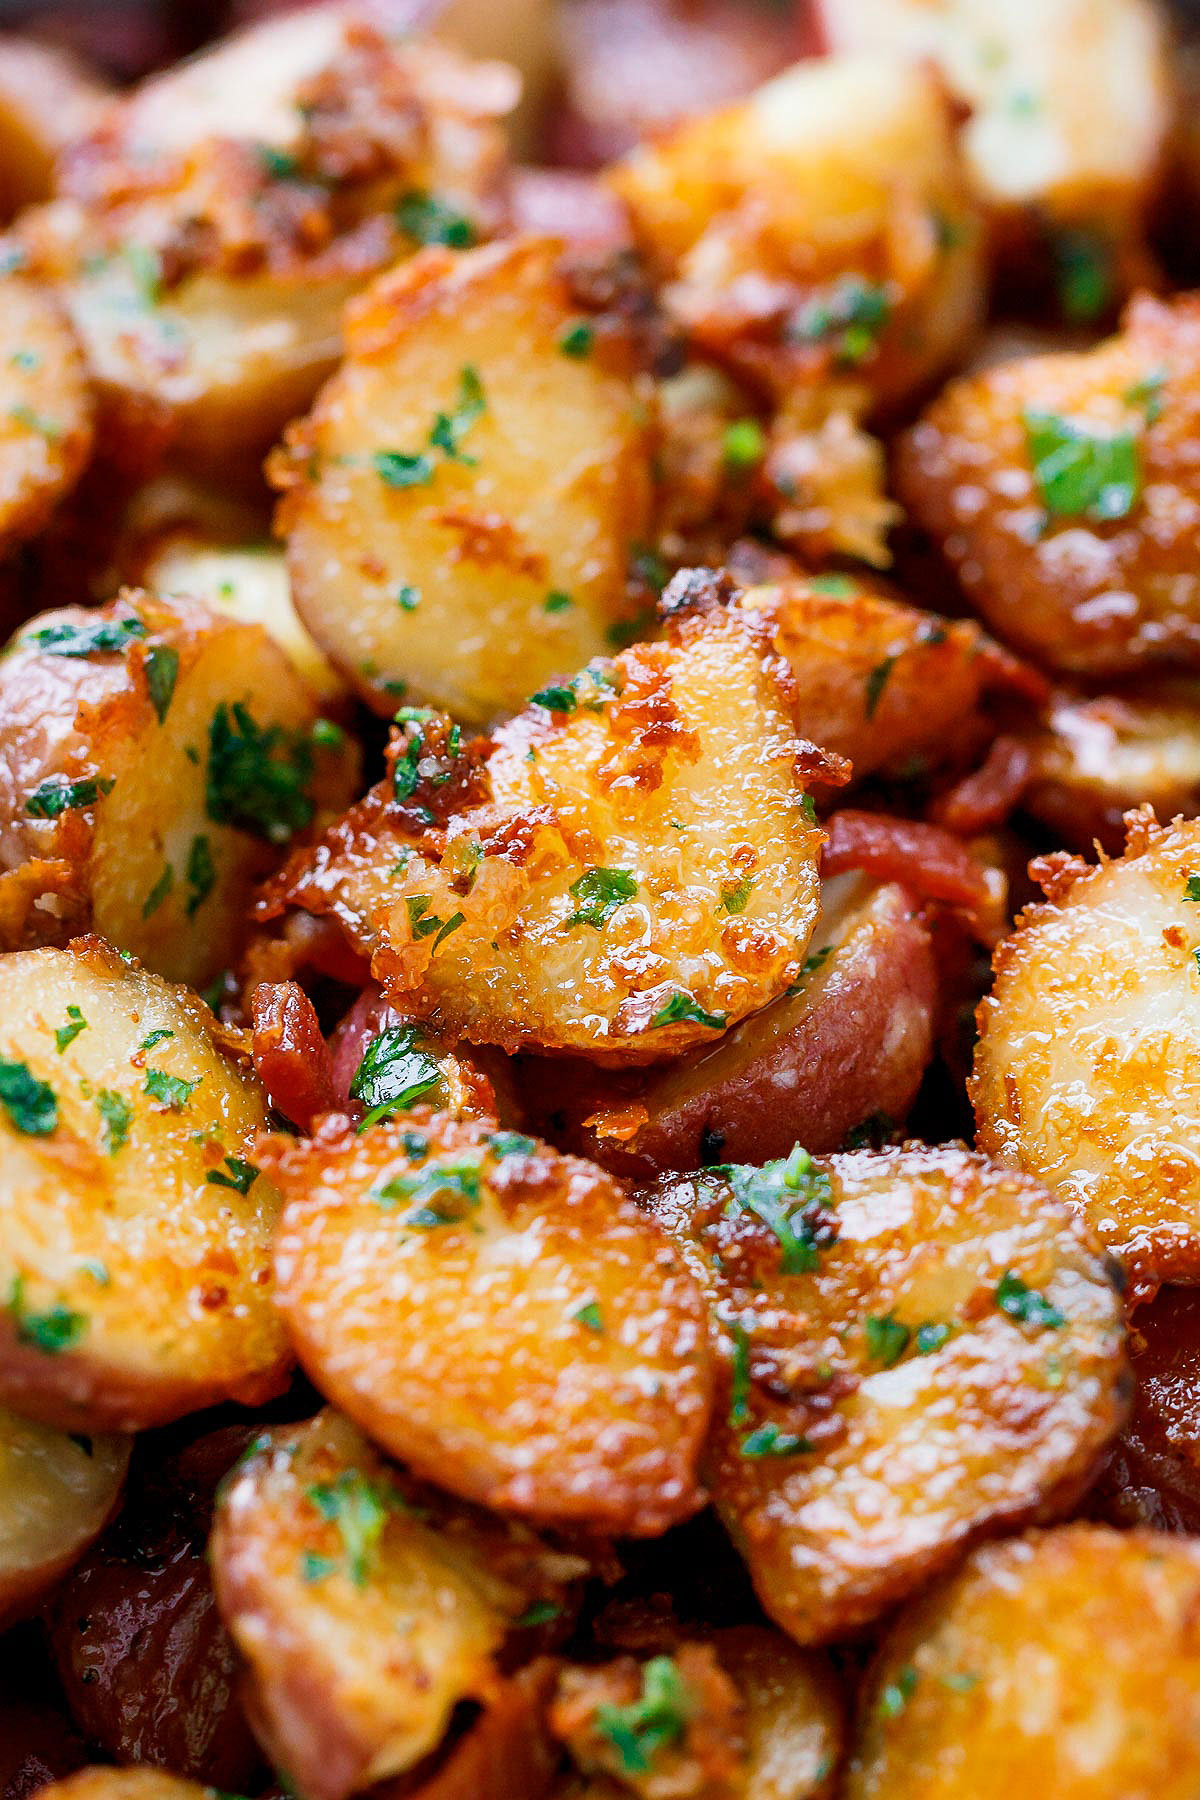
249, 980, 338, 1132
931, 735, 1033, 835
822, 810, 993, 916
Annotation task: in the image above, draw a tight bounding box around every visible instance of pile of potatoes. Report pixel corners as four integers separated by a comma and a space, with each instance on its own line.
0, 1, 1200, 1796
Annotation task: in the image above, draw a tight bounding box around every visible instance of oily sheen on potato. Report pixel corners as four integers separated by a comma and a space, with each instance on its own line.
274, 236, 653, 722
0, 272, 93, 554
259, 589, 831, 1063
265, 1113, 713, 1535
211, 1409, 584, 1800
973, 809, 1200, 1301
845, 1525, 1200, 1800
644, 1144, 1128, 1644
0, 590, 356, 986
0, 938, 288, 1432
0, 1410, 129, 1630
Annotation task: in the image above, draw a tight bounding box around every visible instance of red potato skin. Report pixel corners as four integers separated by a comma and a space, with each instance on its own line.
45, 1428, 261, 1789
1091, 1286, 1200, 1534
509, 169, 633, 252
526, 881, 936, 1178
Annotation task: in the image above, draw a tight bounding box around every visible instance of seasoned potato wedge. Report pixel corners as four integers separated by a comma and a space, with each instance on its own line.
0, 37, 107, 220
1091, 1284, 1200, 1534
609, 54, 984, 414
47, 1426, 260, 1786
0, 590, 357, 986
212, 1409, 584, 1800
645, 1144, 1128, 1644
259, 589, 829, 1062
973, 809, 1200, 1301
898, 293, 1200, 676
0, 271, 93, 553
26, 16, 515, 475
845, 1525, 1200, 1799
821, 0, 1170, 298
0, 938, 288, 1432
267, 1113, 713, 1533
1020, 679, 1200, 853
0, 1410, 129, 1629
531, 875, 936, 1177
273, 237, 653, 722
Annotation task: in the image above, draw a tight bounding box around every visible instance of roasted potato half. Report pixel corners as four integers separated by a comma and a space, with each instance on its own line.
0, 938, 289, 1432
0, 271, 93, 554
533, 874, 937, 1178
845, 1525, 1200, 1799
609, 54, 984, 415
260, 588, 829, 1063
821, 0, 1170, 307
273, 236, 653, 722
0, 1410, 129, 1629
645, 1144, 1128, 1644
212, 1408, 585, 1800
0, 590, 356, 986
898, 293, 1200, 677
973, 809, 1200, 1301
267, 1112, 713, 1534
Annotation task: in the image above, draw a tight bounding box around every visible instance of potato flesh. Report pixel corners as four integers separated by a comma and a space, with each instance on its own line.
0, 37, 108, 219
33, 1773, 211, 1800
277, 237, 652, 723
0, 273, 93, 553
973, 812, 1200, 1302
211, 1409, 576, 1800
845, 1526, 1200, 1799
0, 1409, 129, 1627
645, 1145, 1128, 1644
0, 940, 288, 1432
897, 294, 1200, 676
268, 1112, 713, 1534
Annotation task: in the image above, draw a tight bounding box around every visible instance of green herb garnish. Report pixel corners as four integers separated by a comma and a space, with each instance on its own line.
1024, 410, 1140, 524
0, 1060, 56, 1135
649, 992, 726, 1031
350, 1025, 443, 1130
54, 1007, 87, 1053
567, 866, 638, 928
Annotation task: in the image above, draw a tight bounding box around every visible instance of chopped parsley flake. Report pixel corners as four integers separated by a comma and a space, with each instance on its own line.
879, 1666, 918, 1720
488, 1130, 537, 1158
9, 404, 60, 438
559, 320, 594, 358
206, 701, 314, 843
395, 189, 476, 248
722, 418, 766, 470
729, 1320, 752, 1428
430, 364, 486, 465
373, 449, 435, 489
299, 1551, 337, 1584
257, 143, 302, 180
142, 864, 173, 919
714, 1144, 836, 1274
185, 835, 216, 919
789, 276, 891, 366
139, 1029, 173, 1051
1184, 875, 1200, 903
26, 617, 146, 658
96, 1089, 132, 1155
531, 684, 576, 713
739, 1422, 813, 1458
595, 1656, 693, 1776
649, 992, 726, 1031
915, 1321, 952, 1355
808, 573, 855, 597
864, 1313, 910, 1368
206, 1155, 259, 1194
544, 589, 573, 613
373, 1153, 485, 1228
144, 644, 179, 723
719, 876, 754, 915
26, 776, 112, 819
865, 654, 897, 718
567, 866, 638, 928
8, 1275, 84, 1353
1052, 228, 1113, 323
396, 584, 421, 612
515, 1599, 562, 1627
573, 1300, 604, 1333
306, 1468, 394, 1588
1024, 410, 1140, 524
995, 1270, 1065, 1330
1125, 368, 1167, 425
786, 945, 832, 995
54, 1006, 87, 1053
0, 1059, 56, 1135
350, 1025, 443, 1130
143, 1067, 201, 1110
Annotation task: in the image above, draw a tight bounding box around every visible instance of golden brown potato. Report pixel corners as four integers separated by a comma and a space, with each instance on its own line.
0, 1410, 129, 1629
31, 1773, 210, 1800
0, 271, 93, 553
609, 54, 984, 416
644, 1144, 1128, 1644
0, 589, 357, 987
46, 1426, 260, 1787
845, 1525, 1200, 1799
973, 808, 1200, 1302
212, 1409, 584, 1800
1020, 679, 1200, 853
1090, 1284, 1200, 1534
273, 236, 653, 722
714, 1627, 843, 1800
530, 874, 937, 1178
266, 1112, 713, 1535
0, 938, 289, 1432
0, 37, 107, 220
821, 0, 1170, 310
258, 585, 830, 1063
24, 13, 515, 477
897, 293, 1200, 677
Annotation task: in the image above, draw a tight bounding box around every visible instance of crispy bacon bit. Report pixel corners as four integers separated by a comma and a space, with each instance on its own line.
822, 810, 993, 915
250, 980, 338, 1132
931, 735, 1033, 835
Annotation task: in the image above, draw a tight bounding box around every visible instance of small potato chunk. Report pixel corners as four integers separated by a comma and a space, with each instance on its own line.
0, 938, 288, 1432
212, 1409, 583, 1800
0, 590, 356, 987
0, 272, 93, 553
844, 1525, 1200, 1800
645, 1144, 1128, 1644
609, 54, 984, 414
532, 874, 936, 1178
821, 0, 1170, 310
0, 38, 107, 219
267, 1113, 713, 1534
973, 809, 1200, 1301
0, 1410, 128, 1629
261, 590, 828, 1063
897, 293, 1200, 676
1020, 679, 1200, 854
274, 237, 652, 722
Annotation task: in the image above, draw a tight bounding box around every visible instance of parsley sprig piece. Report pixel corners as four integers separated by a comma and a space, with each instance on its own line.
54, 1006, 87, 1053
206, 701, 314, 844
0, 1059, 57, 1135
350, 1025, 444, 1131
206, 1156, 259, 1194
788, 275, 891, 366
567, 867, 638, 928
995, 1270, 1065, 1330
1023, 409, 1141, 524
595, 1657, 694, 1777
373, 1151, 486, 1228
374, 365, 487, 490
395, 190, 476, 249
713, 1144, 836, 1274
143, 1068, 201, 1110
650, 992, 726, 1032
26, 776, 113, 819
25, 617, 146, 658
305, 1467, 395, 1588
8, 1274, 84, 1353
